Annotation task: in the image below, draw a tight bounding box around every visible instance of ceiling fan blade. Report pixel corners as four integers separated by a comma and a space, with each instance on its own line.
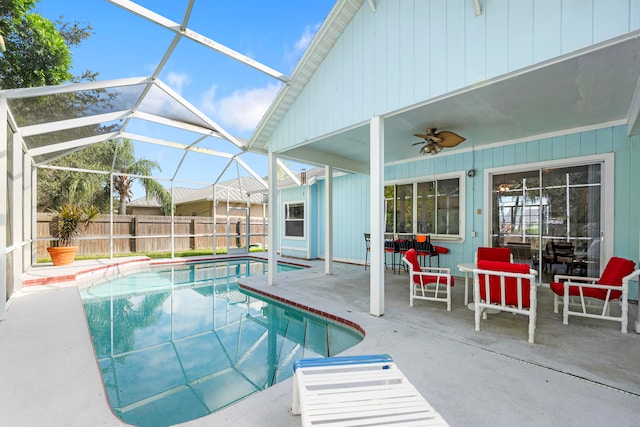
414, 133, 442, 143
412, 141, 427, 146
435, 130, 466, 147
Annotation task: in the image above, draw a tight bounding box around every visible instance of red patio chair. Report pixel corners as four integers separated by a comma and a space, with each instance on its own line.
549, 256, 637, 332
403, 248, 454, 311
464, 247, 514, 306
473, 260, 538, 343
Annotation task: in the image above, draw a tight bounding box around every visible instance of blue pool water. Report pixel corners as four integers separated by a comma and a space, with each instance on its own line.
79, 258, 363, 427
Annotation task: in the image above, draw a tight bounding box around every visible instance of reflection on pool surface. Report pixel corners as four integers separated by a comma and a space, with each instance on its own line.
79, 258, 363, 427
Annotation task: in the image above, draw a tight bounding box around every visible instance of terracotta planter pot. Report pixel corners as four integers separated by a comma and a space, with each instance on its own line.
47, 246, 78, 266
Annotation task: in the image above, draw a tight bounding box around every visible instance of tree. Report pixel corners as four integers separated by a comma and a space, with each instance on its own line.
109, 139, 172, 215
0, 2, 170, 215
38, 139, 172, 215
0, 0, 93, 88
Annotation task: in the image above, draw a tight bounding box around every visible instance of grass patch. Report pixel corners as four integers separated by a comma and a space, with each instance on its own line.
37, 246, 268, 263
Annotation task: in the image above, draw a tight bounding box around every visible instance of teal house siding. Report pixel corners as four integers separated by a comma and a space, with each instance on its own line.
299, 125, 639, 297
279, 186, 311, 259
268, 0, 640, 302
269, 0, 640, 154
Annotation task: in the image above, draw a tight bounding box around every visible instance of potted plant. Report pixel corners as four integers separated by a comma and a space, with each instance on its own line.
47, 204, 100, 266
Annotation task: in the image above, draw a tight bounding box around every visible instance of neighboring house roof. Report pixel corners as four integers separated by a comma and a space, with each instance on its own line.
128, 187, 197, 208
129, 177, 268, 208
177, 176, 268, 205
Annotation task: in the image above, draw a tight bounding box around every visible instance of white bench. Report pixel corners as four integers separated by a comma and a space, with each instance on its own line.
292, 354, 449, 426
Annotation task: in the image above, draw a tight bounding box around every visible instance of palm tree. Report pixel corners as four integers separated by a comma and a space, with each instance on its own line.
109, 139, 172, 215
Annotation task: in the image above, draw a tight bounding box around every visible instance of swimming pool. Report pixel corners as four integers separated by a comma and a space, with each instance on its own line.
79, 258, 363, 427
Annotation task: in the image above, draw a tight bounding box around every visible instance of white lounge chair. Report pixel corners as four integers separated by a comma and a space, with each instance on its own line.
292, 354, 449, 426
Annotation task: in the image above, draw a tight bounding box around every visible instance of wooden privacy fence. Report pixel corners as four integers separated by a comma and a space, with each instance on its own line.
36, 213, 268, 259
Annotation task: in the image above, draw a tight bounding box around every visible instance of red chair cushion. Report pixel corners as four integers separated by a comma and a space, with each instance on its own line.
406, 248, 452, 286
405, 248, 422, 273
477, 247, 512, 262
477, 260, 531, 307
433, 245, 449, 254
549, 256, 635, 300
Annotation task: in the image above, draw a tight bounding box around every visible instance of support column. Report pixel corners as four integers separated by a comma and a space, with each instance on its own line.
267, 151, 278, 285
370, 115, 385, 316
325, 165, 333, 275
0, 98, 8, 320
11, 124, 23, 294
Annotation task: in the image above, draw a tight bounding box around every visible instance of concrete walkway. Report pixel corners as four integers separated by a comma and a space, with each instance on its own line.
2, 257, 639, 427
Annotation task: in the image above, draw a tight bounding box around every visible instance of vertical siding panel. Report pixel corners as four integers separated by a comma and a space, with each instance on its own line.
526, 139, 540, 162
552, 135, 568, 159
533, 0, 562, 62
430, 0, 448, 97
538, 137, 553, 162
446, 0, 466, 91
561, 0, 593, 53
373, 8, 388, 114
565, 133, 580, 158
351, 16, 365, 122
580, 130, 597, 155
627, 135, 640, 260
399, 1, 416, 106
502, 144, 515, 166
482, 147, 495, 169
465, 1, 487, 85
611, 125, 629, 152
362, 9, 375, 118
514, 144, 529, 165
593, 0, 630, 42
331, 42, 343, 131
486, 0, 509, 77
508, 0, 534, 71
342, 25, 353, 127
613, 134, 632, 254
595, 127, 614, 153
631, 0, 640, 30
414, 0, 430, 100
386, 0, 401, 111
465, 0, 486, 84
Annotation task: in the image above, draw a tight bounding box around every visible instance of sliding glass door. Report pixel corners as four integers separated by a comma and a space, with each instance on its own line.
492, 163, 602, 282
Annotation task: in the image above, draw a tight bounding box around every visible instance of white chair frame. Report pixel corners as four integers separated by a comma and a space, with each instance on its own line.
473, 268, 538, 343
403, 256, 453, 311
552, 269, 640, 333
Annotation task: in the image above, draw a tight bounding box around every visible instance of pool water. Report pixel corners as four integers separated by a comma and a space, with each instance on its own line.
79, 258, 363, 427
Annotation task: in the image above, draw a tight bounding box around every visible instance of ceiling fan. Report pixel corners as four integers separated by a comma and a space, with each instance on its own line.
412, 128, 466, 155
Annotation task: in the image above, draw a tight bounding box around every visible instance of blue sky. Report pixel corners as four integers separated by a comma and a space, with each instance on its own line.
34, 0, 335, 198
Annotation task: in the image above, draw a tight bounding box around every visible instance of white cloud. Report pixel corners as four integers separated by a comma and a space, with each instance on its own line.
294, 23, 320, 54
165, 71, 191, 95
200, 83, 281, 134
284, 23, 321, 68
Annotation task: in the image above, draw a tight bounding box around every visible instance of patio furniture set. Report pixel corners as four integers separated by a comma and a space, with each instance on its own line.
293, 245, 638, 426
400, 246, 638, 344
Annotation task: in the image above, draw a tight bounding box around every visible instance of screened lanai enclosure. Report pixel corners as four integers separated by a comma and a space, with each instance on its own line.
0, 0, 310, 318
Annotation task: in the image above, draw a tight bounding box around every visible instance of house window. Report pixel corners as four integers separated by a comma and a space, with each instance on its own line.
284, 202, 304, 237
385, 174, 463, 238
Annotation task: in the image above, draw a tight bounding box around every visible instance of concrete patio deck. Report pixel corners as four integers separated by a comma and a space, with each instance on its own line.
1, 256, 639, 427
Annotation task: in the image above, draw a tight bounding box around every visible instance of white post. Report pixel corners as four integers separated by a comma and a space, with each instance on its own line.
267, 151, 278, 285
0, 98, 8, 320
370, 115, 385, 316
11, 125, 23, 294
325, 165, 333, 275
